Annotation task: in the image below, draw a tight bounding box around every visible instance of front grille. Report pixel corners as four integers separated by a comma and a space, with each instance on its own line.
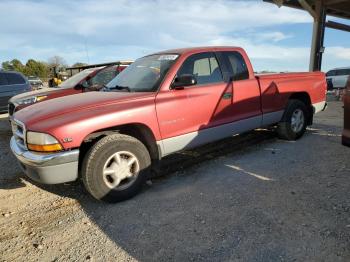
8, 103, 15, 116
11, 119, 26, 150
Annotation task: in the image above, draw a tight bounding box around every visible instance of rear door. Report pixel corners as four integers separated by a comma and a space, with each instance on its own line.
217, 51, 261, 122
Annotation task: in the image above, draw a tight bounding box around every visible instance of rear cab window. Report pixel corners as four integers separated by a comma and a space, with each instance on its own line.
220, 51, 249, 81
176, 52, 223, 86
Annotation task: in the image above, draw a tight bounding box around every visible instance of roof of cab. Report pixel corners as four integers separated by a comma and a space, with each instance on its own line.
151, 46, 243, 55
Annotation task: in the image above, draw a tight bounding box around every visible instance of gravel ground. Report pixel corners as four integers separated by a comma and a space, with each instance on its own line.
0, 101, 349, 262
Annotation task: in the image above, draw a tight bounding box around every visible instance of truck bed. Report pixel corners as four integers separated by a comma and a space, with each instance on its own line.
256, 71, 327, 115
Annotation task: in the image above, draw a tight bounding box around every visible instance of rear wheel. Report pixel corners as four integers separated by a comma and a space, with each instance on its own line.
82, 134, 151, 203
277, 99, 308, 140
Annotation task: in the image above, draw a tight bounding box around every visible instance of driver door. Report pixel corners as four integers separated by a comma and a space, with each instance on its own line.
155, 52, 234, 155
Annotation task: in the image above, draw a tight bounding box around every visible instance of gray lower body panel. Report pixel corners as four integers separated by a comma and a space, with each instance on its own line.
158, 111, 284, 157
262, 110, 284, 126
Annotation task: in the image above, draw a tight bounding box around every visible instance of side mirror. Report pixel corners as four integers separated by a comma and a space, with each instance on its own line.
171, 74, 197, 89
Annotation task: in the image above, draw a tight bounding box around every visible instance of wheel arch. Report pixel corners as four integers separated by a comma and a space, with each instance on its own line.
79, 123, 160, 171
288, 92, 313, 125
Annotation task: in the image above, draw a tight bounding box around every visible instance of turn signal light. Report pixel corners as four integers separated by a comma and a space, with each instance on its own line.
27, 143, 63, 152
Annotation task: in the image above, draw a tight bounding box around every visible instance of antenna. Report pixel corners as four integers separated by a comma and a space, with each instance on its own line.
84, 38, 90, 64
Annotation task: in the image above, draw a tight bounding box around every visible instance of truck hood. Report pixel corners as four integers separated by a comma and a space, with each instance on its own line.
10, 87, 68, 103
14, 91, 155, 126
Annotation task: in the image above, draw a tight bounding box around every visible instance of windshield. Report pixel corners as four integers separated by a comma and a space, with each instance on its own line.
59, 68, 97, 88
106, 54, 178, 92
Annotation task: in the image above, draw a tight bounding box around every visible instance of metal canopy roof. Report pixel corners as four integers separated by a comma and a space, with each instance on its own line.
264, 0, 350, 20
264, 0, 350, 71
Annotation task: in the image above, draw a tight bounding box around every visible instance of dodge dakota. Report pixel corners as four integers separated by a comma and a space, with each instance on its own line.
10, 46, 327, 202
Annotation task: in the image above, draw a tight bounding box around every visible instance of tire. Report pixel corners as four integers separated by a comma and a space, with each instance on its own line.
81, 134, 151, 203
277, 99, 309, 140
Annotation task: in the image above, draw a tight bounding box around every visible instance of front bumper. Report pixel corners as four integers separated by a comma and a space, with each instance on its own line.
10, 136, 79, 184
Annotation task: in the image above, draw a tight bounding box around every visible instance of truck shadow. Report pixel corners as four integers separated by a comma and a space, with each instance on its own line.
155, 128, 277, 177
31, 128, 277, 197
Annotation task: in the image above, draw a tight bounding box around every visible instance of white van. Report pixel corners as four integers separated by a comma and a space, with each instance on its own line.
326, 67, 350, 89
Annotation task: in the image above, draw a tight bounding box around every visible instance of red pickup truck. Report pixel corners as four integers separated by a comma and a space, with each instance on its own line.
8, 63, 130, 116
10, 46, 327, 202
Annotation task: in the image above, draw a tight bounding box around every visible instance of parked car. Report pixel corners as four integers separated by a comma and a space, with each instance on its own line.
326, 67, 350, 89
0, 71, 31, 112
10, 46, 327, 202
342, 76, 350, 147
27, 76, 44, 90
8, 63, 129, 116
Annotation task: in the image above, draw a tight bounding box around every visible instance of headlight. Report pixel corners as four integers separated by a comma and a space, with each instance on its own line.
27, 131, 63, 152
17, 95, 47, 105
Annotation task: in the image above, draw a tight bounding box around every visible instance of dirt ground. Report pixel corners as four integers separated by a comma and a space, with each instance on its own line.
0, 101, 349, 262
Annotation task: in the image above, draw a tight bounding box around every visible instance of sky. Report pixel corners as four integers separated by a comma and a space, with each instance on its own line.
0, 0, 349, 72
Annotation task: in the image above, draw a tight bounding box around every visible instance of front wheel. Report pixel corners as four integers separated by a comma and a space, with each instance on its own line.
81, 134, 151, 203
277, 99, 308, 140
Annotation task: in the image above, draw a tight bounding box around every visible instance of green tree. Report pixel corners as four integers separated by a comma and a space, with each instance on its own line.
24, 59, 49, 78
2, 59, 25, 73
2, 61, 14, 71
2, 58, 50, 79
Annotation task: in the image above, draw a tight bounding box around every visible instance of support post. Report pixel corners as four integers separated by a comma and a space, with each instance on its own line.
309, 1, 326, 71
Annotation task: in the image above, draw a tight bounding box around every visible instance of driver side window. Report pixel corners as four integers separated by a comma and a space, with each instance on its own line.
177, 52, 223, 86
